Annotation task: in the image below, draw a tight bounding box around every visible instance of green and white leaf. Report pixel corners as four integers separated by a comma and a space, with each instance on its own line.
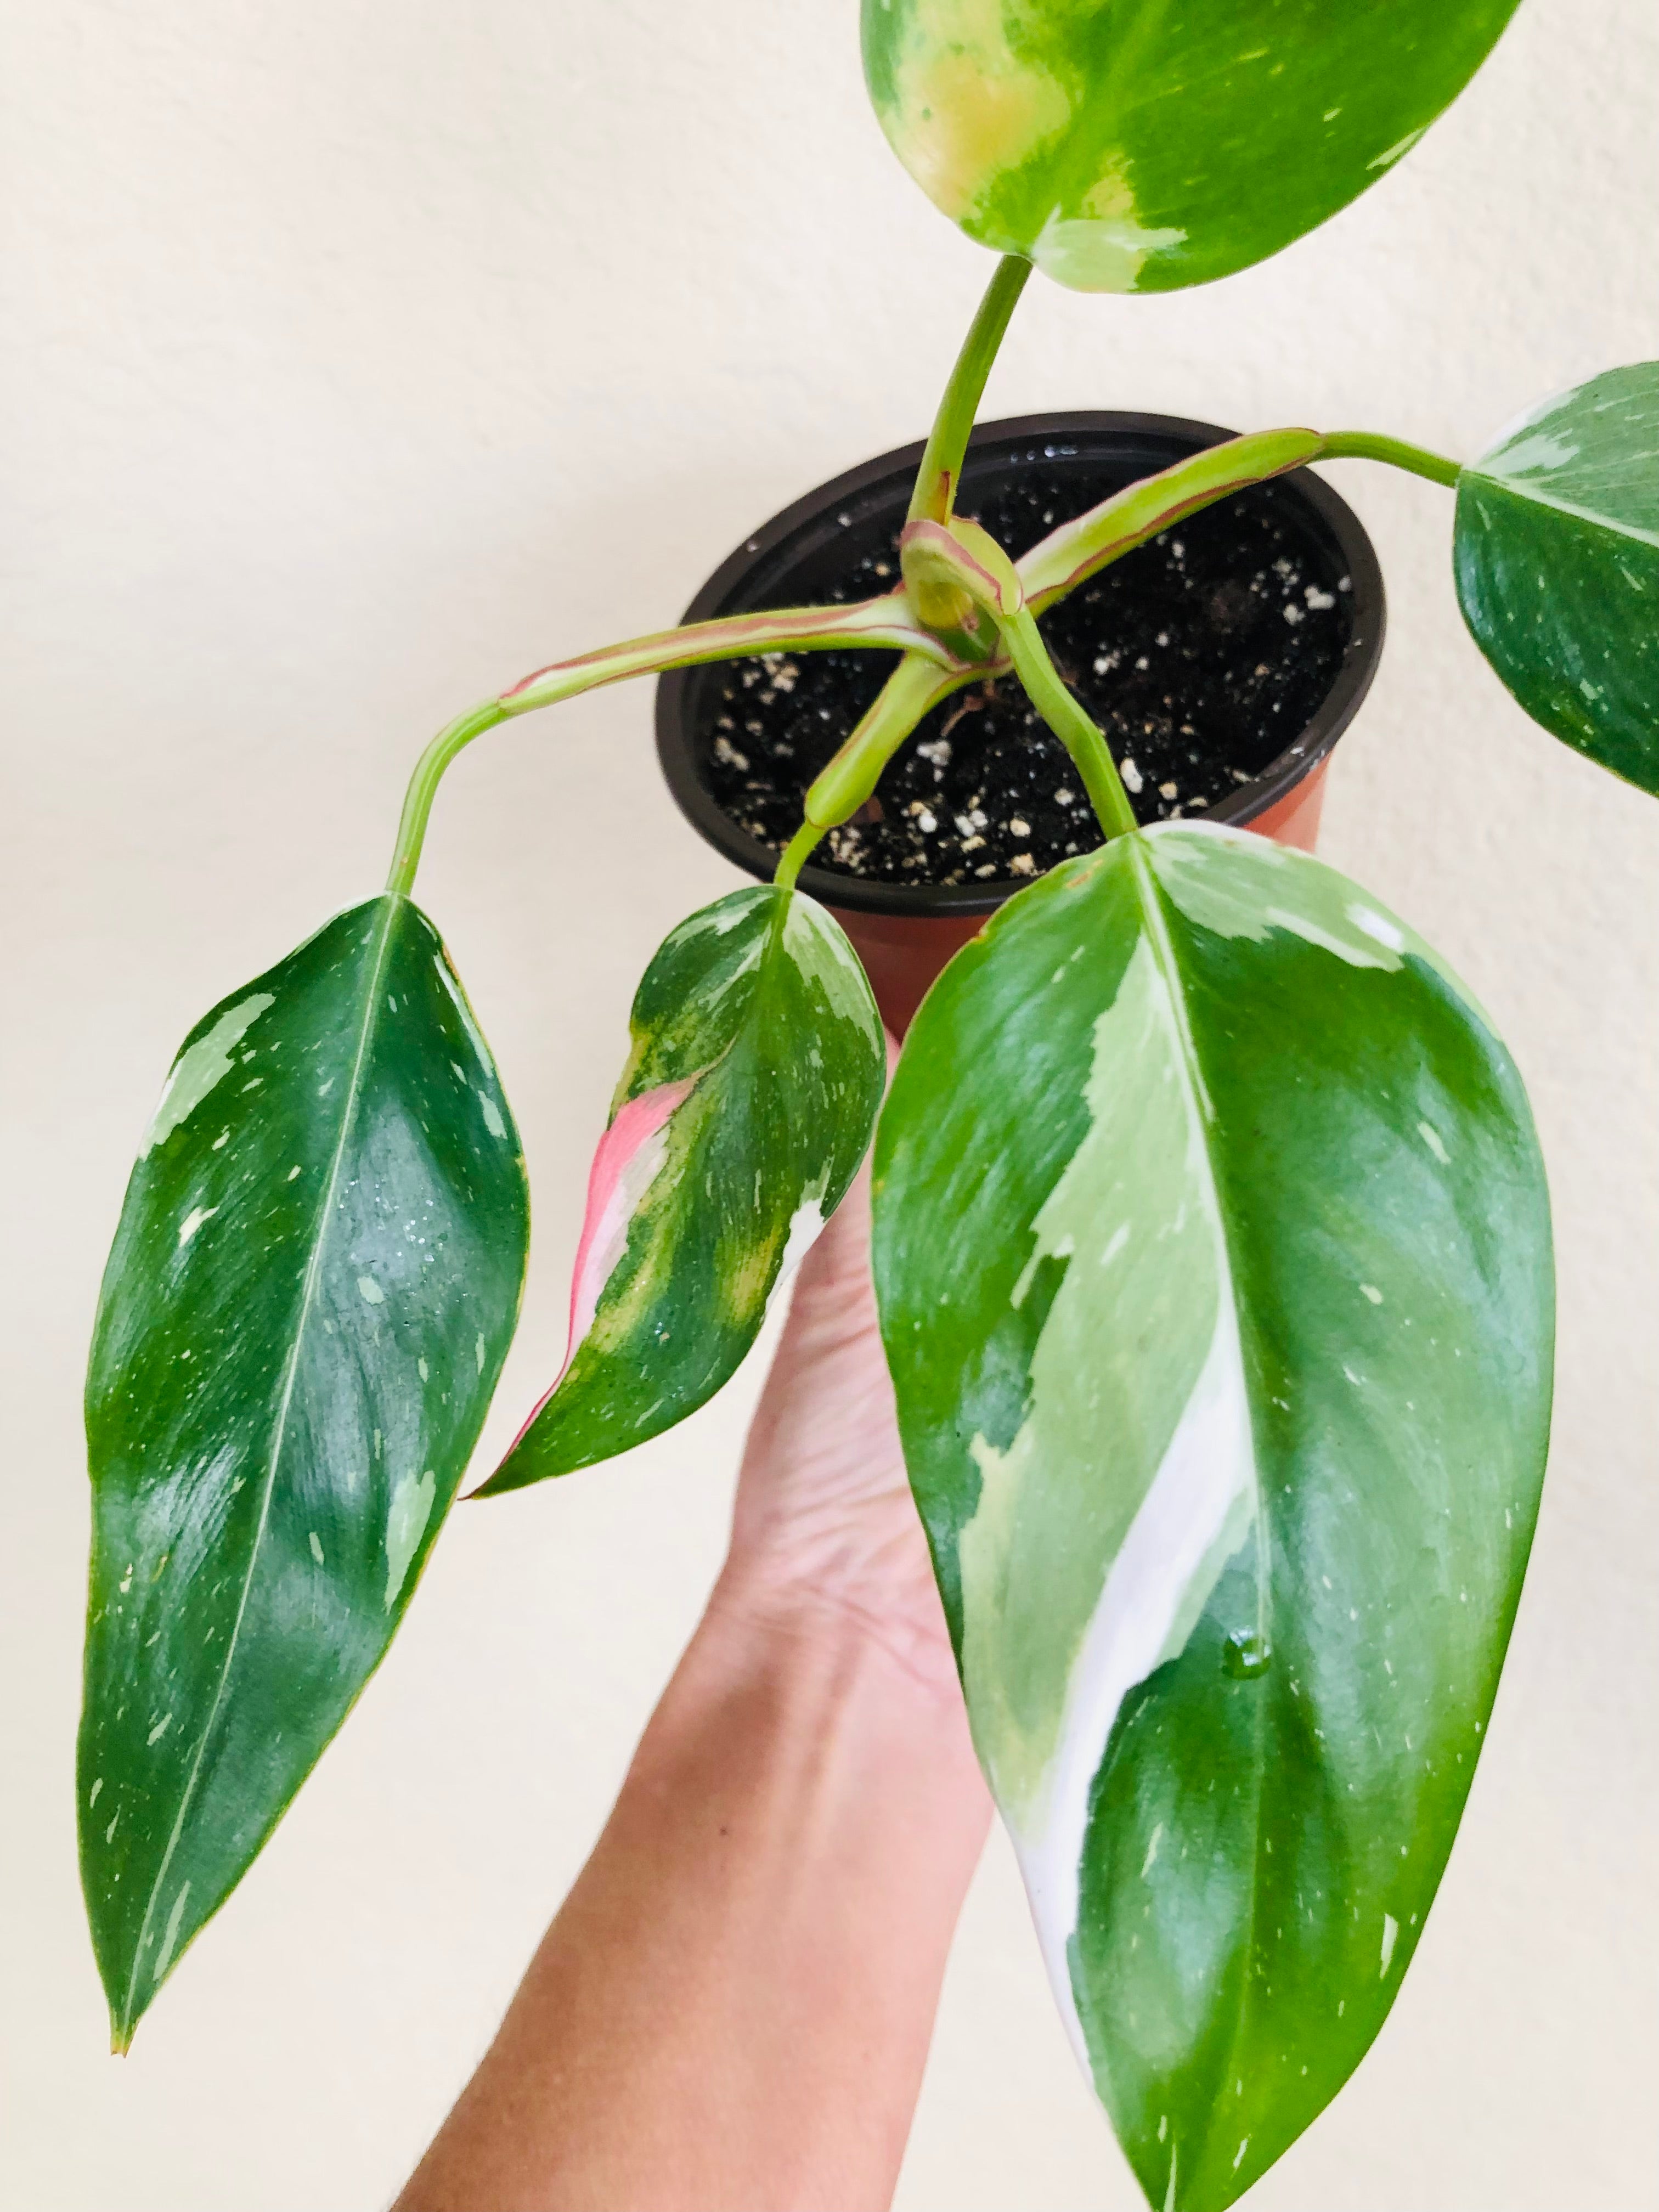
81, 897, 529, 2046
484, 886, 884, 1492
873, 825, 1551, 2210
862, 0, 1519, 292
1455, 363, 1659, 795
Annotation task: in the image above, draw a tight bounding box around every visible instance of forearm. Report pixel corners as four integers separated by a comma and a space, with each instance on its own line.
397, 1573, 989, 2212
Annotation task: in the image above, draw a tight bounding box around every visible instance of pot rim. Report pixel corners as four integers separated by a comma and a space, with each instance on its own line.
655, 410, 1386, 918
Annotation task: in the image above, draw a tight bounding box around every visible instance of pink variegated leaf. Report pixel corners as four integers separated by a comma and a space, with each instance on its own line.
481, 886, 883, 1491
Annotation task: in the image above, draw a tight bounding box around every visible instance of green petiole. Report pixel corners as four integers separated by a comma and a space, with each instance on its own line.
1318, 431, 1463, 488
775, 654, 963, 890
907, 255, 1032, 530
997, 606, 1138, 842
384, 597, 960, 898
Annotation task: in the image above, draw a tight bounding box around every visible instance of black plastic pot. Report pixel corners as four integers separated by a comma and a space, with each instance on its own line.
656, 411, 1385, 1028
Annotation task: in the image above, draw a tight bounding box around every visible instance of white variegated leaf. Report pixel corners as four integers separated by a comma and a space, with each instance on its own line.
874, 824, 1551, 2210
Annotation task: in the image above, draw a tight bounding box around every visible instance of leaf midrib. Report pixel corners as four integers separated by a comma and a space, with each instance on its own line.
119, 896, 402, 2030
1467, 466, 1659, 551
1127, 836, 1273, 2190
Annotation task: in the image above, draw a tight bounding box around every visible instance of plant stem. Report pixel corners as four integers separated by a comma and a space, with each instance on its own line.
908, 255, 1032, 529
386, 701, 512, 899
384, 598, 960, 898
775, 654, 964, 890
1000, 608, 1139, 841
385, 413, 1463, 903
1318, 431, 1462, 488
901, 514, 1137, 845
1019, 429, 1326, 611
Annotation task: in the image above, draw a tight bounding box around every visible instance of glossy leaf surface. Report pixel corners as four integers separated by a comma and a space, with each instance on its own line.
485, 886, 883, 1492
862, 0, 1517, 292
81, 897, 528, 2045
873, 826, 1551, 2209
1455, 363, 1659, 794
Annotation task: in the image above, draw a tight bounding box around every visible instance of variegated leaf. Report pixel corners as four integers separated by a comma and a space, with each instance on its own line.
862, 0, 1519, 292
873, 825, 1552, 2210
1455, 363, 1659, 795
81, 897, 529, 2047
483, 887, 884, 1492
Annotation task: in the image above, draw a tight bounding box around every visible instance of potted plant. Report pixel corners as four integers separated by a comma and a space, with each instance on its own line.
77, 5, 1657, 2204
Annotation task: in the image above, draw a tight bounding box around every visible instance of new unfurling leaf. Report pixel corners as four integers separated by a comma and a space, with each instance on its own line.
873, 826, 1552, 2210
81, 898, 529, 2047
483, 887, 884, 1492
1455, 362, 1659, 795
862, 0, 1519, 292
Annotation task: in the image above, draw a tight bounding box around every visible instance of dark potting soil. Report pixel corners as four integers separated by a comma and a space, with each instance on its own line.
694, 464, 1353, 887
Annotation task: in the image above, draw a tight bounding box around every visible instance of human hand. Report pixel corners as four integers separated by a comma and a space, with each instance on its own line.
717, 1088, 978, 1715
400, 1085, 991, 2212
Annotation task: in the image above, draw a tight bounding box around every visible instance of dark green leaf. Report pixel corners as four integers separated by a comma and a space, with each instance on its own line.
1455, 362, 1659, 794
873, 826, 1552, 2209
80, 896, 528, 2046
862, 0, 1519, 291
484, 887, 884, 1491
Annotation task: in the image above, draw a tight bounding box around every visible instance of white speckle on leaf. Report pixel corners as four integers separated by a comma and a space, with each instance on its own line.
777, 1191, 828, 1284
153, 1880, 192, 1984
1233, 2139, 1249, 2172
1360, 1283, 1383, 1305
475, 1333, 486, 1374
287, 1164, 302, 1181
480, 1095, 507, 1140
89, 1778, 103, 1807
1141, 1822, 1163, 1877
385, 1469, 437, 1610
1348, 903, 1406, 952
147, 1714, 171, 1745
357, 1277, 385, 1305
177, 1205, 217, 1247
211, 1128, 230, 1150
143, 994, 275, 1152
417, 1357, 430, 1383
1381, 1912, 1399, 1974
308, 1531, 324, 1565
1368, 125, 1425, 171
1418, 1121, 1449, 1164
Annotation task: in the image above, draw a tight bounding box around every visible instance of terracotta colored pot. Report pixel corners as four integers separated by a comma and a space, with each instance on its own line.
823, 758, 1329, 1034
657, 412, 1382, 1034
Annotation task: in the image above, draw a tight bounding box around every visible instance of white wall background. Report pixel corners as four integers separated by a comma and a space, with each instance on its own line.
4, 4, 1656, 2206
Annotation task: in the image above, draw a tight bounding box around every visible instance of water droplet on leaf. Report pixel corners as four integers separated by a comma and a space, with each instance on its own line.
1223, 1629, 1272, 1679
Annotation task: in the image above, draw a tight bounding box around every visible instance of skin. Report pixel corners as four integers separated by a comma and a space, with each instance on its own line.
396, 1135, 992, 2212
